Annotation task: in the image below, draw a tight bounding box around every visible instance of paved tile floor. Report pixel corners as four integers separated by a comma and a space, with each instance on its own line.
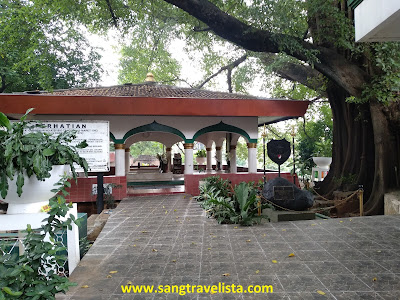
58, 194, 400, 299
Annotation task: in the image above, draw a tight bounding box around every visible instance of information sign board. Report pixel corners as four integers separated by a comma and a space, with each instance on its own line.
27, 121, 110, 172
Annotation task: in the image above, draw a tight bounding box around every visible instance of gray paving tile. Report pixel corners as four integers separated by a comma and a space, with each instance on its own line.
359, 273, 400, 291
317, 274, 372, 292
61, 194, 400, 299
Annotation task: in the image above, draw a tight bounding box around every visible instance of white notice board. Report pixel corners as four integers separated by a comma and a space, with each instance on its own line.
29, 121, 110, 172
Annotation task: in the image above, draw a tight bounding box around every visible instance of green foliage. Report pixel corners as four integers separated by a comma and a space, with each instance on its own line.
0, 0, 102, 92
194, 176, 231, 202
118, 30, 181, 84
231, 182, 264, 226
360, 43, 400, 104
196, 176, 268, 225
195, 149, 207, 158
296, 102, 333, 176
0, 109, 88, 199
0, 175, 79, 299
129, 141, 164, 158
305, 0, 355, 49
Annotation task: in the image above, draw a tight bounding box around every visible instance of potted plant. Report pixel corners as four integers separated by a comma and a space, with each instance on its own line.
0, 108, 88, 214
195, 149, 207, 165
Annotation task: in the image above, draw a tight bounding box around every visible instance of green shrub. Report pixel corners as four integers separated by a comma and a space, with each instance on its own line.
197, 176, 269, 225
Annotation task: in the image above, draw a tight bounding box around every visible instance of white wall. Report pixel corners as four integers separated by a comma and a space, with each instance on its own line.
355, 0, 400, 42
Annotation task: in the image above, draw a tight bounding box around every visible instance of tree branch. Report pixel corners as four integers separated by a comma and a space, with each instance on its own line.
196, 54, 247, 89
260, 53, 328, 98
227, 68, 232, 93
105, 0, 118, 27
193, 26, 211, 32
163, 0, 369, 97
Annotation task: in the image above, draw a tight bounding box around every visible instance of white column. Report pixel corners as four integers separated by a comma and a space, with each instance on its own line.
184, 143, 194, 174
67, 203, 80, 273
166, 147, 172, 173
216, 146, 223, 172
230, 145, 237, 174
247, 143, 257, 173
115, 144, 126, 176
206, 147, 212, 172
125, 148, 130, 175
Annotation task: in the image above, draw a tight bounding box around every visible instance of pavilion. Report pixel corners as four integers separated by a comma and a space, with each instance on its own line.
0, 74, 309, 203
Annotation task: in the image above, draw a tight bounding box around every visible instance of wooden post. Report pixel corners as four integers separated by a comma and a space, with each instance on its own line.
358, 186, 364, 216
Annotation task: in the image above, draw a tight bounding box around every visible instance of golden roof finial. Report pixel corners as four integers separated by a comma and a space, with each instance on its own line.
145, 73, 155, 82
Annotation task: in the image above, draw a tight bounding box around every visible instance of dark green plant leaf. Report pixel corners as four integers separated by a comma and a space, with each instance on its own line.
43, 148, 55, 157
16, 173, 24, 197
0, 113, 11, 130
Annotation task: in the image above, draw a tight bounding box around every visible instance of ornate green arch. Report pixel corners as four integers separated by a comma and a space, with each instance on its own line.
114, 121, 186, 144
189, 121, 257, 143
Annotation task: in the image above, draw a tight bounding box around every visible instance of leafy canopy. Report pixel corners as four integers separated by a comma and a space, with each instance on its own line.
0, 0, 102, 92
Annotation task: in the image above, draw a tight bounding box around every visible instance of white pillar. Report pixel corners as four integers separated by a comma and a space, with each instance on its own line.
206, 147, 212, 172
115, 144, 126, 176
184, 143, 194, 174
67, 204, 80, 273
247, 143, 257, 173
166, 147, 172, 173
216, 146, 223, 172
230, 145, 237, 174
125, 148, 130, 175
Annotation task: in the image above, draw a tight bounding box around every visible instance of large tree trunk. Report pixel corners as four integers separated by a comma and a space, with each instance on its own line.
364, 101, 399, 214
318, 81, 399, 215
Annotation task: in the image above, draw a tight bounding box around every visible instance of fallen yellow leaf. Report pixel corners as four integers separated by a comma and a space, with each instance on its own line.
311, 224, 316, 226
317, 290, 326, 295
127, 281, 132, 285
288, 253, 295, 257
171, 259, 177, 263
208, 248, 211, 250
340, 221, 343, 223
81, 285, 89, 288
272, 260, 278, 264
255, 270, 260, 274
174, 209, 177, 212
163, 206, 165, 208
165, 210, 168, 214
234, 226, 238, 229
222, 273, 230, 277
109, 271, 118, 274
107, 275, 112, 278
152, 249, 158, 252
263, 234, 266, 237
372, 277, 377, 282
282, 229, 286, 232
246, 239, 251, 242
132, 244, 136, 247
